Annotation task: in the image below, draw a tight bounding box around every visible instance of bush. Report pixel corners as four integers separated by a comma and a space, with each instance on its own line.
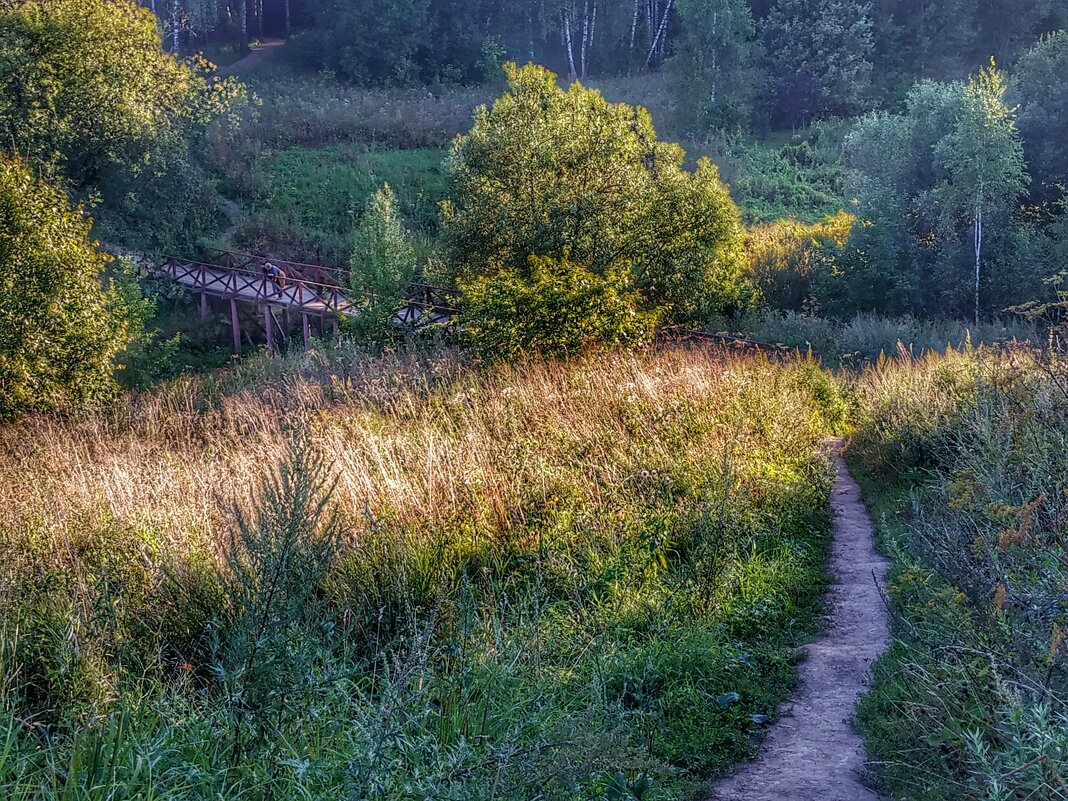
0, 157, 136, 418
747, 211, 853, 311
458, 255, 658, 359
443, 63, 752, 327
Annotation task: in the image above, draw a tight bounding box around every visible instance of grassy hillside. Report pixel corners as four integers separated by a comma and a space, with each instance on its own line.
0, 345, 844, 800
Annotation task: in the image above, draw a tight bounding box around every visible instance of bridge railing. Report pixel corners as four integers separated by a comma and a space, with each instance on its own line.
165, 258, 356, 316
165, 253, 462, 322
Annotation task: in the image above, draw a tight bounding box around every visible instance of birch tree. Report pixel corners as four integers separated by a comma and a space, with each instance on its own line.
671, 0, 756, 129
937, 62, 1028, 323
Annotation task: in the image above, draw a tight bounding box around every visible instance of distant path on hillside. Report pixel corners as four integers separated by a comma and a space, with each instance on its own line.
217, 37, 285, 77
710, 441, 890, 801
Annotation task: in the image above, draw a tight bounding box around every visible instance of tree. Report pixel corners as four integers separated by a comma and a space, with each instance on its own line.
0, 0, 246, 251
349, 183, 416, 337
1011, 32, 1068, 203
760, 0, 874, 127
442, 62, 750, 327
670, 0, 758, 131
459, 255, 657, 359
936, 61, 1028, 323
0, 157, 132, 418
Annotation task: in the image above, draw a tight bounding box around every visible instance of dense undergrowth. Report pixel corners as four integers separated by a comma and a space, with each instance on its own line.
0, 345, 843, 800
849, 347, 1068, 800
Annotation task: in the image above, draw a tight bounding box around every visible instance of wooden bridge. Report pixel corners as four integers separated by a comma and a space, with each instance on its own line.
163, 250, 460, 355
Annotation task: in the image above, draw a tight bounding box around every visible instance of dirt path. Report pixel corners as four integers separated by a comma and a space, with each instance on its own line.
217, 37, 285, 77
710, 442, 890, 801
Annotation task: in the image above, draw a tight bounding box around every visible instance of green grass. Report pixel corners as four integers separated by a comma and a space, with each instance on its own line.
223, 145, 447, 267
847, 350, 1068, 800
0, 346, 841, 800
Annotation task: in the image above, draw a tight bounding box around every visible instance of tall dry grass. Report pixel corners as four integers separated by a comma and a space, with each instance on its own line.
0, 344, 843, 799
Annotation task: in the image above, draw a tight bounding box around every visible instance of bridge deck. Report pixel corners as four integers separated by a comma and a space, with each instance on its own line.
167, 260, 357, 316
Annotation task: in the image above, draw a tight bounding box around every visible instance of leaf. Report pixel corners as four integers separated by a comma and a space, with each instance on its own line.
716, 691, 741, 708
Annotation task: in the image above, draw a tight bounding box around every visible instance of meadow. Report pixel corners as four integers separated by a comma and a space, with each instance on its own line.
0, 344, 844, 800
849, 347, 1068, 799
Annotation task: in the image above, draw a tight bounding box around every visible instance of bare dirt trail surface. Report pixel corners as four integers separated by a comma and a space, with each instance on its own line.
711, 441, 890, 801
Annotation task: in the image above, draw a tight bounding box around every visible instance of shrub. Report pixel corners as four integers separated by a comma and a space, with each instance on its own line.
458, 255, 658, 359
0, 157, 136, 418
747, 211, 853, 311
442, 63, 752, 327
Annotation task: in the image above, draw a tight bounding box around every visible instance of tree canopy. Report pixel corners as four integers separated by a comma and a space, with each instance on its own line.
0, 156, 131, 418
0, 0, 245, 250
442, 62, 750, 331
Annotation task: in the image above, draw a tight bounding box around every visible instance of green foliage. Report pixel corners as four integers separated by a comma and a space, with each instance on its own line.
746, 211, 853, 311
729, 135, 848, 224
0, 157, 132, 419
850, 349, 1068, 799
759, 0, 875, 126
459, 255, 657, 359
828, 70, 1041, 319
671, 0, 759, 132
224, 145, 446, 267
0, 347, 842, 800
443, 62, 751, 329
0, 0, 246, 253
1011, 32, 1068, 203
935, 62, 1029, 321
347, 183, 417, 339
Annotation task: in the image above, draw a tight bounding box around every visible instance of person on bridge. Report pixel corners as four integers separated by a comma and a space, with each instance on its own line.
261, 261, 287, 297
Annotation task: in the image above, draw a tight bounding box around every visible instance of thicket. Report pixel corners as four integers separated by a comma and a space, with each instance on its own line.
0, 0, 246, 254
0, 345, 844, 799
850, 348, 1068, 799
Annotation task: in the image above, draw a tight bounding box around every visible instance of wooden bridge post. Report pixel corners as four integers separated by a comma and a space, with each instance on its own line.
230, 298, 241, 356
200, 292, 208, 324
302, 313, 311, 350
265, 305, 275, 356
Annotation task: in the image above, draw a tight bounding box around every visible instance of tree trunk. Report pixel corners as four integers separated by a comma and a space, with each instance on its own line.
630, 0, 640, 50
974, 196, 983, 325
284, 0, 290, 35
563, 7, 577, 80
642, 0, 672, 70
239, 0, 247, 51
171, 0, 180, 51
580, 0, 589, 78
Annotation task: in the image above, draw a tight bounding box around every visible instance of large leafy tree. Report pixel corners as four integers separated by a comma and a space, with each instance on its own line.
0, 156, 131, 418
826, 70, 1038, 319
442, 62, 750, 329
0, 0, 244, 250
1011, 32, 1068, 204
760, 0, 874, 127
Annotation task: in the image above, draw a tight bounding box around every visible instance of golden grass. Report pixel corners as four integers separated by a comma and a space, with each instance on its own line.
0, 345, 830, 559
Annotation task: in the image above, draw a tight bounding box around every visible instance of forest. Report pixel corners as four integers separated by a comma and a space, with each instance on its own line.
1, 0, 1067, 799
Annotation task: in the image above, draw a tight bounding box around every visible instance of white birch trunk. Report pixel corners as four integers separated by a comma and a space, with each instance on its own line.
580, 0, 589, 78
563, 7, 577, 80
974, 192, 983, 325
284, 0, 290, 35
642, 0, 672, 69
239, 0, 247, 49
171, 0, 180, 51
630, 0, 640, 50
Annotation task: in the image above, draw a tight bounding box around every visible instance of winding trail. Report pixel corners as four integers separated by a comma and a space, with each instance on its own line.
711, 442, 890, 801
